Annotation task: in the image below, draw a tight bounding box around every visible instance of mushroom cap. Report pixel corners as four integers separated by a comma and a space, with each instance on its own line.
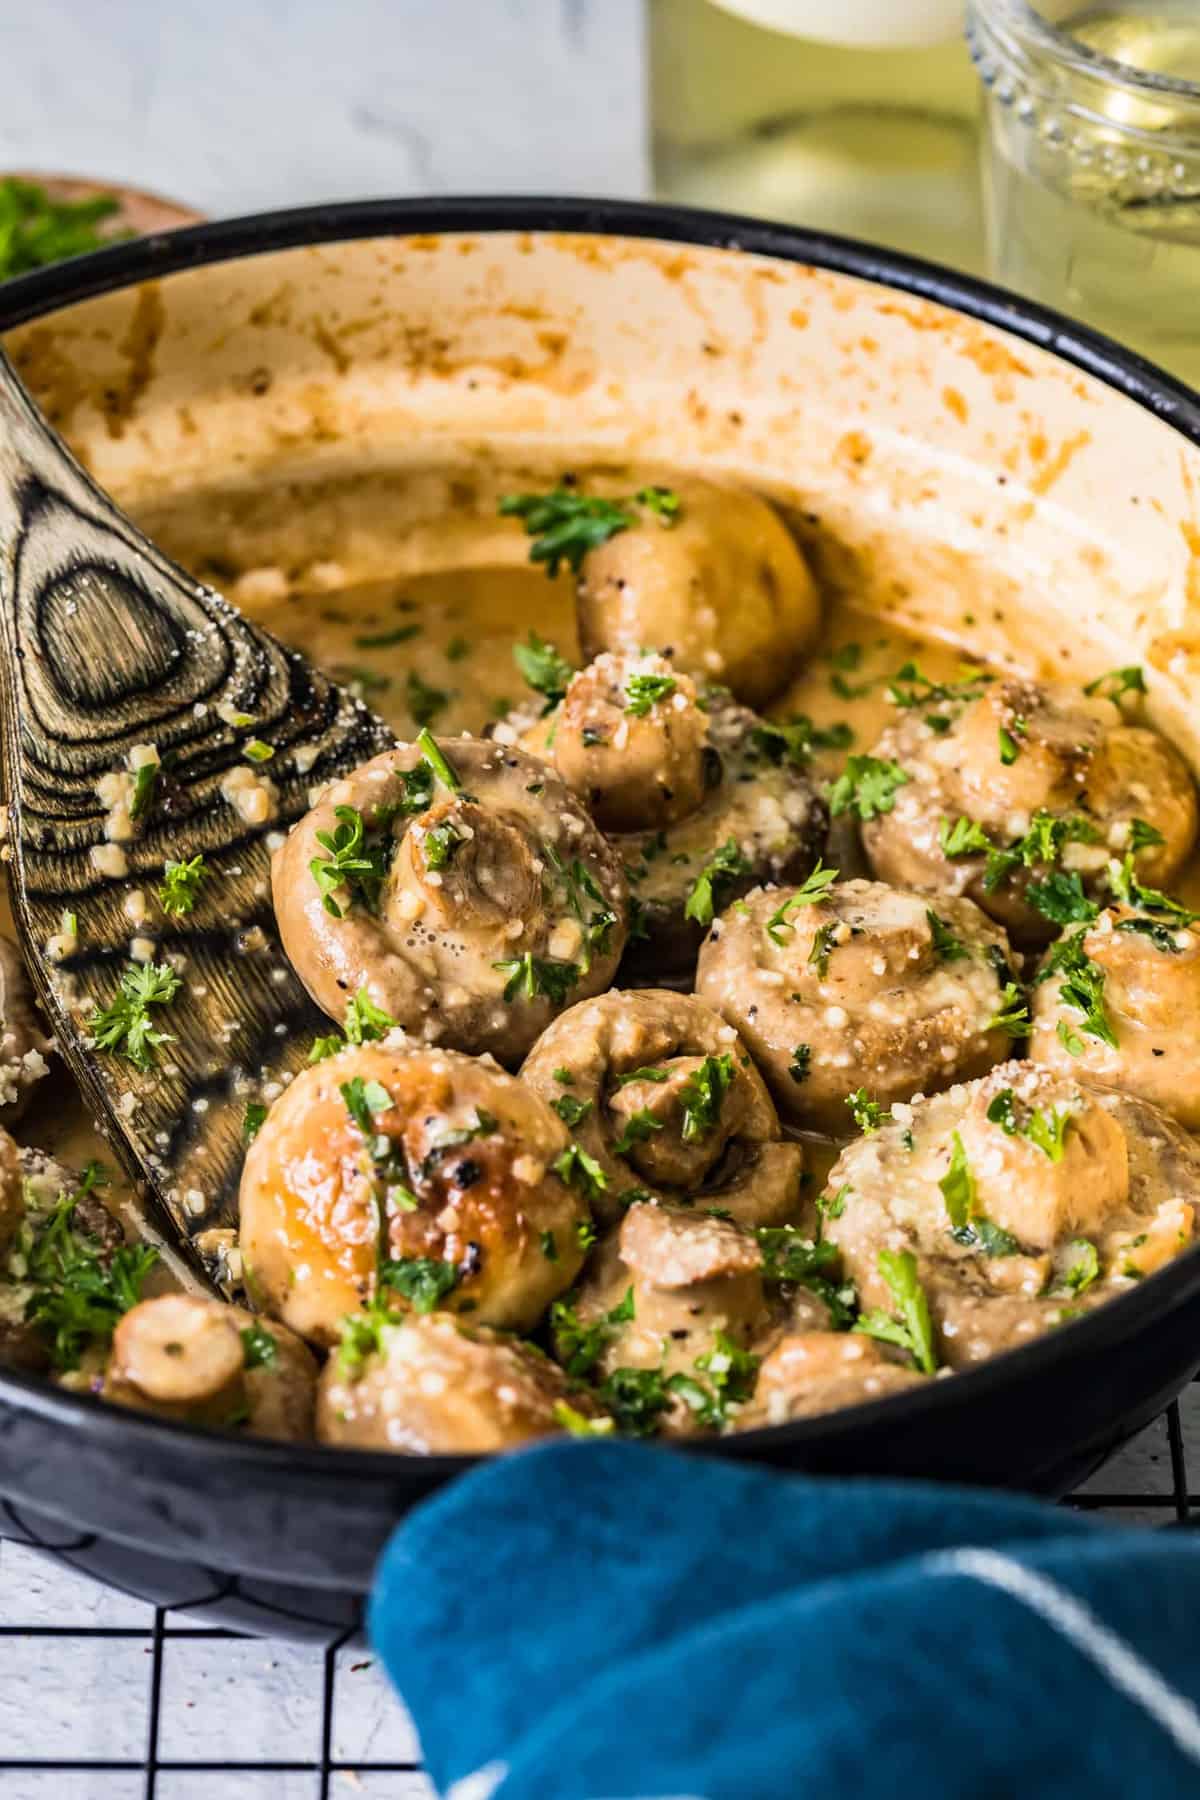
316, 1311, 598, 1453
823, 1060, 1200, 1369
238, 1042, 589, 1346
861, 680, 1198, 944
272, 737, 629, 1065
696, 878, 1015, 1132
521, 987, 805, 1228
1029, 905, 1200, 1128
575, 476, 819, 708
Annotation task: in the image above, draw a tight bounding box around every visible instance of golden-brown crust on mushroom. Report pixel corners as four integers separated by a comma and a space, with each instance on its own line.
734, 1332, 926, 1428
548, 651, 711, 831
862, 680, 1198, 943
316, 1311, 600, 1453
238, 1044, 588, 1347
521, 988, 805, 1227
272, 738, 628, 1065
696, 878, 1016, 1133
574, 477, 820, 708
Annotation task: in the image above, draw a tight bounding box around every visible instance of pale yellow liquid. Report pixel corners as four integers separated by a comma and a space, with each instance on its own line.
982, 5, 1200, 388
649, 0, 984, 272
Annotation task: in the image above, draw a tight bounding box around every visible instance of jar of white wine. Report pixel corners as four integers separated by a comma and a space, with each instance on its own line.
649, 0, 984, 273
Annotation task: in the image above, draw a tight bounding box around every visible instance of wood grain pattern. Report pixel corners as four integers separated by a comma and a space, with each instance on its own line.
0, 348, 394, 1281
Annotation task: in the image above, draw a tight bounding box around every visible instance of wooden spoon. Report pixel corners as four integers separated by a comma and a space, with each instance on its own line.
0, 348, 394, 1284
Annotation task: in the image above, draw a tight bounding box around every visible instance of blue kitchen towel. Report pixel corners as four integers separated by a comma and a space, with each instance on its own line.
369, 1441, 1200, 1799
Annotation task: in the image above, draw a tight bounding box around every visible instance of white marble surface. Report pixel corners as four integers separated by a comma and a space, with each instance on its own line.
0, 3, 1195, 1794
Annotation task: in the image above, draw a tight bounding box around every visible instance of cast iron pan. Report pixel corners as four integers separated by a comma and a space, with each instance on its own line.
1, 197, 1199, 1640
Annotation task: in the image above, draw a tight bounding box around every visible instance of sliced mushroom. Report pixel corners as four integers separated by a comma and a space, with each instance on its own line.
104, 1294, 317, 1440
862, 678, 1197, 943
696, 878, 1016, 1133
272, 736, 628, 1065
734, 1332, 926, 1428
0, 938, 52, 1125
1030, 903, 1200, 1127
823, 1059, 1200, 1370
573, 476, 820, 707
317, 1310, 603, 1453
521, 988, 805, 1227
238, 1043, 589, 1347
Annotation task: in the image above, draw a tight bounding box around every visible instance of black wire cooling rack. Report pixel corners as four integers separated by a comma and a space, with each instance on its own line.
0, 1388, 1195, 1798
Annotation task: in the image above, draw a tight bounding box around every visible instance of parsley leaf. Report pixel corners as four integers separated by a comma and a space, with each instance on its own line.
309, 805, 391, 919
500, 488, 636, 576
684, 838, 752, 928
678, 1054, 734, 1142
551, 1288, 633, 1377
129, 759, 160, 821
827, 755, 909, 821
23, 1183, 158, 1372
854, 1248, 938, 1374
612, 1108, 664, 1156
378, 1256, 460, 1314
1026, 871, 1099, 926
405, 670, 449, 728
846, 1089, 891, 1135
1083, 665, 1146, 704
240, 1322, 277, 1369
552, 1143, 609, 1203
615, 1066, 670, 1087
344, 987, 398, 1045
788, 1044, 812, 1085
764, 859, 839, 944
751, 716, 854, 767
808, 921, 839, 979
512, 631, 575, 708
421, 822, 464, 870
91, 962, 182, 1071
986, 1086, 1074, 1161
552, 1094, 594, 1128
926, 908, 969, 962
0, 177, 124, 279
158, 853, 207, 916
1060, 1238, 1100, 1295
493, 952, 580, 1005
625, 672, 676, 716
938, 1131, 975, 1230
1129, 817, 1166, 854
987, 982, 1030, 1037
242, 1102, 268, 1141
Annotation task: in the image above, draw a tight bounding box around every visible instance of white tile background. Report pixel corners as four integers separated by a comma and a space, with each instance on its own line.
0, 2, 1196, 1793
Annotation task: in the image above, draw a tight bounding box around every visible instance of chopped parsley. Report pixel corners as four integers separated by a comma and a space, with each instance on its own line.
938, 1131, 975, 1230
1115, 916, 1188, 954
512, 631, 575, 708
544, 846, 619, 966
493, 952, 580, 1005
552, 1143, 609, 1204
1060, 1238, 1100, 1295
344, 987, 398, 1045
756, 1227, 854, 1326
309, 805, 391, 918
242, 1102, 268, 1141
158, 853, 207, 916
846, 1089, 891, 1135
634, 484, 681, 522
354, 623, 421, 648
854, 1248, 937, 1375
679, 1054, 734, 1142
612, 1108, 664, 1156
553, 1401, 614, 1438
91, 961, 182, 1071
378, 1256, 460, 1314
926, 908, 969, 962
551, 1287, 633, 1377
129, 759, 160, 821
827, 755, 909, 821
951, 1217, 1020, 1257
1038, 930, 1118, 1049
421, 821, 464, 871
615, 1066, 670, 1087
987, 982, 1030, 1037
1108, 854, 1197, 925
986, 1086, 1074, 1161
1025, 871, 1099, 926
885, 661, 990, 713
625, 672, 677, 716
788, 1044, 812, 1085
751, 716, 854, 767
1083, 665, 1145, 704
998, 726, 1021, 766
415, 728, 461, 793
1129, 817, 1166, 854
694, 1330, 761, 1410
808, 921, 839, 979
243, 738, 275, 764
21, 1177, 158, 1372
0, 177, 123, 279
764, 860, 839, 944
240, 1322, 277, 1369
940, 810, 1099, 893
684, 838, 752, 928
405, 670, 450, 728
551, 1094, 593, 1128
499, 486, 680, 578
540, 1230, 559, 1262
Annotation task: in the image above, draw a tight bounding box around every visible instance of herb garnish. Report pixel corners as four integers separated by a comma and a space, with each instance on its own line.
91, 961, 182, 1071
513, 631, 575, 709
0, 178, 124, 279
240, 1323, 277, 1369
494, 952, 580, 1005
1037, 930, 1118, 1049
310, 806, 391, 918
987, 983, 1030, 1037
846, 1089, 891, 1135
243, 1102, 268, 1141
678, 1054, 734, 1142
21, 1173, 158, 1372
764, 860, 839, 945
129, 759, 160, 822
625, 672, 676, 716
938, 1131, 975, 1230
1083, 665, 1146, 704
344, 988, 398, 1045
612, 1108, 664, 1156
551, 1287, 634, 1377
854, 1249, 937, 1374
828, 755, 909, 821
615, 1066, 670, 1087
1059, 1238, 1100, 1295
926, 908, 969, 962
406, 671, 449, 728
1025, 871, 1099, 926
552, 1094, 593, 1128
684, 838, 752, 928
986, 1086, 1074, 1161
808, 921, 839, 979
158, 853, 207, 916
378, 1257, 460, 1314
788, 1044, 812, 1085
499, 485, 679, 577
552, 1143, 609, 1204
751, 716, 854, 767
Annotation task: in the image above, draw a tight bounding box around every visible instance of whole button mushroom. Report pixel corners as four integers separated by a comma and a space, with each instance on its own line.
1029, 893, 1200, 1128
521, 988, 805, 1229
821, 1060, 1200, 1372
238, 1044, 592, 1347
271, 732, 628, 1066
513, 653, 827, 978
859, 677, 1197, 945
695, 874, 1018, 1133
317, 1311, 607, 1453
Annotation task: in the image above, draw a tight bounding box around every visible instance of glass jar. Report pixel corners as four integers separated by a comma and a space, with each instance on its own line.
968, 0, 1200, 386
649, 0, 985, 273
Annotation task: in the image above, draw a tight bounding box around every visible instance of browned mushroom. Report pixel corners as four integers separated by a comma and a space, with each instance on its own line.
521, 988, 805, 1227
734, 1332, 926, 1427
696, 876, 1017, 1132
861, 678, 1197, 944
271, 735, 628, 1065
317, 1310, 606, 1452
238, 1043, 590, 1347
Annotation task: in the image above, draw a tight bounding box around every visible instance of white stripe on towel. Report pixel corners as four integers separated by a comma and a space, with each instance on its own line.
926, 1546, 1200, 1767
